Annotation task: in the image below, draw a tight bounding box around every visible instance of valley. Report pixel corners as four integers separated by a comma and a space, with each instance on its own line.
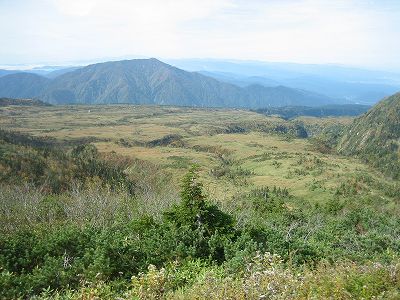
0, 104, 390, 202
1, 97, 400, 299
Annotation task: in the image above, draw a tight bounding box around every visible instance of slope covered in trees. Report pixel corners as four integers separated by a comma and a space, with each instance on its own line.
338, 92, 400, 178
255, 104, 370, 120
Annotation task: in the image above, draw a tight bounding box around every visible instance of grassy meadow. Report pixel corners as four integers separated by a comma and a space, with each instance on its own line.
0, 104, 388, 202
1, 104, 399, 299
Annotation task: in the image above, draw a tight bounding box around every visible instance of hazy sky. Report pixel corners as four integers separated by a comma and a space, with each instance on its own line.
1, 0, 400, 69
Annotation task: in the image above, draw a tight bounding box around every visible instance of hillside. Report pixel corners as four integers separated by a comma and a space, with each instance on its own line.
255, 104, 370, 120
0, 69, 20, 77
41, 58, 238, 106
0, 97, 50, 106
338, 92, 400, 178
0, 59, 335, 108
45, 66, 82, 78
0, 72, 50, 99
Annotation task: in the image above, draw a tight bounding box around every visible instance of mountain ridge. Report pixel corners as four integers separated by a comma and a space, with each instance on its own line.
169, 59, 400, 103
0, 72, 50, 99
0, 58, 337, 108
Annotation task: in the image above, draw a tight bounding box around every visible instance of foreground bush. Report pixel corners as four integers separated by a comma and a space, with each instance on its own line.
0, 167, 237, 298
170, 253, 400, 300
32, 253, 400, 299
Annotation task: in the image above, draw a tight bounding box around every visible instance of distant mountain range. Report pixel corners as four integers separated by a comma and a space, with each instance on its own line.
167, 59, 400, 104
0, 73, 50, 99
0, 58, 337, 108
0, 59, 400, 108
0, 65, 80, 78
0, 69, 18, 77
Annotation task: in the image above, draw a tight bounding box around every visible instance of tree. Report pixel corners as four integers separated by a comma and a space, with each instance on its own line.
164, 166, 233, 234
163, 166, 235, 260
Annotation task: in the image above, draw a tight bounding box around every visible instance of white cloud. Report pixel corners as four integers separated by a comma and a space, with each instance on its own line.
51, 0, 96, 16
0, 0, 399, 69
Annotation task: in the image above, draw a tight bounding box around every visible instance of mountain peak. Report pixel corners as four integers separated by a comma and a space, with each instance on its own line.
148, 57, 162, 63
0, 58, 334, 107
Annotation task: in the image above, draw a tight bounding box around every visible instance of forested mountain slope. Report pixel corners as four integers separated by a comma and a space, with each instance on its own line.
338, 92, 400, 178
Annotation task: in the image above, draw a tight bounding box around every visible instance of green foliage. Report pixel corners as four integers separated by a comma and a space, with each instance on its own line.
338, 92, 400, 179
310, 123, 347, 153
168, 253, 400, 300
164, 166, 235, 261
0, 130, 135, 194
0, 167, 235, 298
255, 104, 370, 120
71, 144, 135, 194
1, 129, 400, 299
164, 166, 209, 229
248, 186, 289, 214
1, 166, 400, 298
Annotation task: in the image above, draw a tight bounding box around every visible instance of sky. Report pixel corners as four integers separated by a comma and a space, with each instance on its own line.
1, 0, 400, 70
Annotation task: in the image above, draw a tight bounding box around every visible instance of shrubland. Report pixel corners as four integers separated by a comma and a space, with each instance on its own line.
0, 104, 399, 299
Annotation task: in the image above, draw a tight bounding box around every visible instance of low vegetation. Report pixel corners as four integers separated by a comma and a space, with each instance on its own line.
255, 104, 370, 120
0, 97, 50, 107
0, 103, 399, 299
